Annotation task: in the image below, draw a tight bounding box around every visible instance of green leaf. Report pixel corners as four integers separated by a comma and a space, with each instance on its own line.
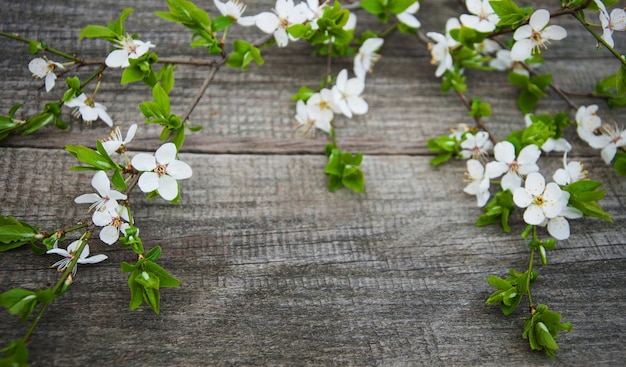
486, 275, 512, 291
342, 168, 365, 193
121, 65, 146, 84
144, 261, 181, 288
0, 288, 38, 323
0, 339, 29, 367
489, 0, 532, 27
111, 169, 127, 191
152, 83, 170, 117
212, 15, 235, 32
79, 25, 118, 40
387, 0, 415, 14
360, 0, 385, 15
156, 64, 176, 93
65, 145, 116, 170
617, 64, 626, 96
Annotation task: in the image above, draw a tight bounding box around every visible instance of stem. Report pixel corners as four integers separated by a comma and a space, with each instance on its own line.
180, 34, 273, 124
378, 22, 398, 39
0, 31, 82, 62
23, 231, 91, 342
573, 12, 626, 68
526, 226, 538, 311
454, 90, 498, 144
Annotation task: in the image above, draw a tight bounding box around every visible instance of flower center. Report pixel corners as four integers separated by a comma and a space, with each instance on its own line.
533, 196, 545, 206
111, 215, 124, 229
509, 161, 519, 173
155, 163, 168, 176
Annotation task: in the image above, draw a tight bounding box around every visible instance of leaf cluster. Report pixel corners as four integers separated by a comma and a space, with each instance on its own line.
324, 143, 365, 193
226, 40, 264, 71
523, 304, 572, 358
65, 141, 127, 191
121, 246, 180, 314
562, 180, 612, 222
476, 190, 515, 232
0, 288, 54, 323
360, 0, 415, 24
486, 268, 536, 315
0, 215, 40, 253
508, 71, 552, 114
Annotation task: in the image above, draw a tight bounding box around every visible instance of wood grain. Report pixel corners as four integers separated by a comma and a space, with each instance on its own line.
1, 0, 626, 366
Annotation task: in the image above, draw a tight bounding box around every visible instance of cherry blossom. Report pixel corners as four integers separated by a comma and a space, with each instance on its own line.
595, 0, 626, 48
510, 9, 567, 62
295, 99, 331, 137
397, 1, 421, 29
302, 0, 327, 30
331, 69, 368, 118
575, 104, 602, 144
463, 159, 490, 207
28, 57, 64, 92
513, 172, 565, 226
105, 35, 155, 68
426, 32, 454, 77
65, 93, 113, 127
587, 122, 626, 164
47, 240, 107, 275
255, 0, 310, 47
74, 171, 127, 213
131, 143, 193, 201
307, 89, 335, 123
553, 153, 586, 186
460, 0, 499, 33
92, 205, 131, 245
460, 131, 493, 159
354, 38, 384, 81
486, 141, 541, 191
214, 0, 256, 26
102, 124, 137, 155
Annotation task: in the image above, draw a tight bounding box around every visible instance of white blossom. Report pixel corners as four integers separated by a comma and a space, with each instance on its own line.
92, 205, 131, 245
65, 93, 113, 127
595, 0, 626, 48
47, 240, 107, 275
255, 0, 310, 47
588, 122, 626, 164
131, 143, 193, 201
102, 124, 137, 155
28, 57, 64, 92
513, 172, 566, 225
74, 171, 127, 213
331, 69, 368, 118
463, 159, 490, 207
354, 38, 384, 81
486, 141, 541, 191
426, 32, 454, 77
553, 153, 586, 186
295, 99, 331, 137
214, 0, 256, 26
460, 131, 493, 159
511, 9, 567, 61
397, 1, 421, 29
307, 89, 335, 124
105, 35, 155, 68
460, 0, 499, 33
575, 104, 602, 144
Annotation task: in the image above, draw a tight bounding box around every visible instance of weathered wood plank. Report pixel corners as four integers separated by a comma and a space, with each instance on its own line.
1, 0, 626, 365
1, 148, 625, 366
0, 0, 624, 155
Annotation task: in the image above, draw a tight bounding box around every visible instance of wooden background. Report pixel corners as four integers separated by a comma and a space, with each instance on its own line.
1, 0, 625, 365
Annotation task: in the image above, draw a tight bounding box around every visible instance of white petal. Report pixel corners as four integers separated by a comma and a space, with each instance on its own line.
125, 124, 137, 143
80, 106, 99, 122
513, 24, 533, 41
99, 225, 119, 245
158, 175, 179, 201
105, 49, 130, 68
91, 171, 111, 197
493, 141, 516, 164
547, 217, 570, 240
552, 168, 570, 186
28, 58, 48, 77
485, 161, 508, 179
398, 13, 420, 28
238, 16, 257, 27
510, 38, 535, 61
44, 72, 57, 92
138, 171, 160, 193
501, 171, 522, 191
513, 187, 533, 208
79, 254, 108, 264
529, 9, 550, 31
155, 143, 178, 164
518, 144, 541, 166
255, 12, 280, 33
47, 248, 70, 257
97, 108, 113, 127
74, 193, 100, 204
543, 25, 567, 41
542, 183, 565, 218
65, 94, 87, 108
524, 204, 546, 225
92, 211, 112, 227
131, 153, 157, 171
274, 28, 289, 47
601, 144, 617, 164
167, 160, 193, 180
347, 97, 368, 115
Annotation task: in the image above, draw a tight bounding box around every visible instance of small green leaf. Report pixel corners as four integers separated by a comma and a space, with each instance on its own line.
79, 25, 118, 40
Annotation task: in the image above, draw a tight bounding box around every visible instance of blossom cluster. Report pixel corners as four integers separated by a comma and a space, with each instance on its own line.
47, 125, 192, 273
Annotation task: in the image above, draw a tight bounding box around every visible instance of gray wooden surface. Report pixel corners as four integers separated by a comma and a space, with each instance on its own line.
1, 0, 625, 366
